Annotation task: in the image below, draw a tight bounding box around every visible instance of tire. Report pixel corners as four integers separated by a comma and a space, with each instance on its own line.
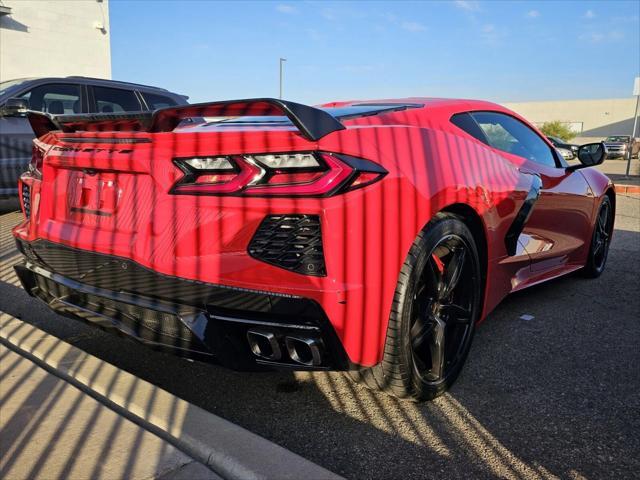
583, 196, 613, 278
349, 213, 482, 401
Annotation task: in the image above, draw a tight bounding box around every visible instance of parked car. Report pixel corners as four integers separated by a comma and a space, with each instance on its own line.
546, 135, 579, 160
603, 135, 640, 159
555, 146, 574, 160
0, 76, 188, 197
13, 98, 613, 401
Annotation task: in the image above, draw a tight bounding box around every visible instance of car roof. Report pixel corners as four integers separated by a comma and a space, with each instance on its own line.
1, 76, 187, 99
321, 97, 529, 124
322, 97, 517, 116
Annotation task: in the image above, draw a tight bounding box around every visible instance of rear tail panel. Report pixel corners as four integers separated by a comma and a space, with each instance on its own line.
19, 129, 325, 265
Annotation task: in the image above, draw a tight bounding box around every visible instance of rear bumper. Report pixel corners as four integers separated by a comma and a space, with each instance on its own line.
13, 167, 403, 368
14, 238, 351, 371
605, 148, 627, 158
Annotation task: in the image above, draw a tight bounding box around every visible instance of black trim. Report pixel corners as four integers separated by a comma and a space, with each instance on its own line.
449, 112, 490, 145
150, 99, 346, 141
505, 174, 542, 256
336, 153, 388, 173
69, 207, 112, 216
58, 137, 151, 144
334, 103, 422, 120
80, 84, 89, 114
248, 214, 326, 277
26, 98, 346, 142
13, 239, 350, 370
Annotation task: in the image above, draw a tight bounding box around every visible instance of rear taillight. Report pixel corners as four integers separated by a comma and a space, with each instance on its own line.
170, 152, 386, 197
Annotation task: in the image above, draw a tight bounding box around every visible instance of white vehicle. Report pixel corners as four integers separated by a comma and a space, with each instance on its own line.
556, 147, 574, 160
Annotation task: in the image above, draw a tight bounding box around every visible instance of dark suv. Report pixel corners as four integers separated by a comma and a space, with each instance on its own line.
0, 76, 188, 197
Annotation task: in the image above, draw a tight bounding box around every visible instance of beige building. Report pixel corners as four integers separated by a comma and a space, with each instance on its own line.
503, 97, 638, 144
0, 0, 111, 82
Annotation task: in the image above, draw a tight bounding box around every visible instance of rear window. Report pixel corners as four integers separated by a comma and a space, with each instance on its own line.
142, 92, 177, 110
450, 112, 489, 144
93, 86, 141, 113
201, 104, 421, 127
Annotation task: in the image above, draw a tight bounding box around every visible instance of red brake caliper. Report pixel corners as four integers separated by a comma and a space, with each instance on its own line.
432, 254, 445, 274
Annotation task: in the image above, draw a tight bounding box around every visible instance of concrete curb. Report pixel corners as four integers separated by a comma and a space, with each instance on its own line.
614, 184, 640, 194
0, 316, 342, 480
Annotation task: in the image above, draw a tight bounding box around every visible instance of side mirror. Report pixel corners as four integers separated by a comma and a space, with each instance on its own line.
0, 97, 29, 117
567, 142, 606, 171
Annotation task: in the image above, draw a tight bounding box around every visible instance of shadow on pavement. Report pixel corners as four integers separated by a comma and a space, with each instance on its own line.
1, 202, 639, 479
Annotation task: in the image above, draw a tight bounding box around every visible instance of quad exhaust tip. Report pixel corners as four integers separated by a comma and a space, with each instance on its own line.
246, 330, 282, 361
246, 330, 323, 366
285, 336, 322, 367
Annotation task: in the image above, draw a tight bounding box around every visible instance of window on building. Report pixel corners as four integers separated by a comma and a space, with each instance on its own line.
142, 92, 178, 110
19, 84, 81, 114
93, 86, 141, 113
470, 112, 558, 168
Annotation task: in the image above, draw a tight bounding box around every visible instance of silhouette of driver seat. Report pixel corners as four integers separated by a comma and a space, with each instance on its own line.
48, 101, 64, 114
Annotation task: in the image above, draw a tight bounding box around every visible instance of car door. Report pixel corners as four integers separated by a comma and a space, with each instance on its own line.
470, 111, 595, 273
0, 82, 83, 195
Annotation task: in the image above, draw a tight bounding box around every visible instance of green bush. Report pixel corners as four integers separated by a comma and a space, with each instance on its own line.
539, 121, 575, 141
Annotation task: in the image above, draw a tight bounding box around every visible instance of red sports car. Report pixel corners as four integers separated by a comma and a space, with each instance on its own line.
13, 98, 613, 400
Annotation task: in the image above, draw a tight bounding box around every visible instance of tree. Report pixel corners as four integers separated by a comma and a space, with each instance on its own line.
539, 121, 576, 141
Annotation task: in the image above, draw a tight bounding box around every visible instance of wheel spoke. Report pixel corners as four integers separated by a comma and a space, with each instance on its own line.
413, 284, 431, 315
593, 204, 610, 259
598, 204, 609, 234
440, 303, 472, 323
593, 239, 604, 255
598, 215, 606, 233
426, 255, 444, 292
411, 313, 433, 350
426, 314, 446, 381
410, 234, 477, 384
439, 247, 466, 300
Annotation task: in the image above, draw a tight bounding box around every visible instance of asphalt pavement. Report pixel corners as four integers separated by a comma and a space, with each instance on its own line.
1, 194, 639, 480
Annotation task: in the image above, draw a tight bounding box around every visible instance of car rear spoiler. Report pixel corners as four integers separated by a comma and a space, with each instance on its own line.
26, 98, 346, 141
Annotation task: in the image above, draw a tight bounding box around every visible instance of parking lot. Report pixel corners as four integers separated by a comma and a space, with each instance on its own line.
1, 193, 639, 479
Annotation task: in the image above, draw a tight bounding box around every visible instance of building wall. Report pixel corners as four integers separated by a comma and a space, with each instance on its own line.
503, 98, 638, 143
0, 0, 111, 81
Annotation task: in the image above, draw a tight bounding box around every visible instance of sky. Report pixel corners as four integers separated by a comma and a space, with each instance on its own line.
110, 0, 640, 105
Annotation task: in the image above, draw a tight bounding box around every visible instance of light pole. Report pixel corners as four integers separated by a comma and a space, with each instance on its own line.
626, 76, 640, 177
279, 58, 286, 99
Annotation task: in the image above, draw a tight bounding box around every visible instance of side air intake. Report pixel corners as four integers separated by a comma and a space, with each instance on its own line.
248, 215, 326, 276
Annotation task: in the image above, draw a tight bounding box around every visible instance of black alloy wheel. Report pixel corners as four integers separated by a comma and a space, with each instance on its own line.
584, 196, 613, 278
410, 234, 478, 386
348, 214, 482, 401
